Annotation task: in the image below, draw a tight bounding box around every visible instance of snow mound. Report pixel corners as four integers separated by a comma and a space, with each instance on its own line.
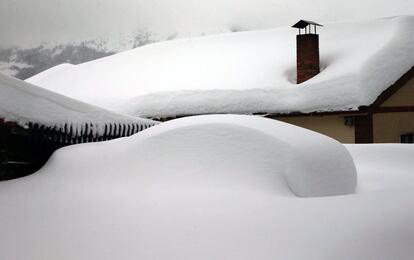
0, 72, 157, 135
0, 125, 413, 259
27, 16, 414, 118
47, 115, 356, 197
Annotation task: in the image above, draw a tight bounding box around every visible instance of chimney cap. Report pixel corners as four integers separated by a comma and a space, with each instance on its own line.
292, 20, 323, 29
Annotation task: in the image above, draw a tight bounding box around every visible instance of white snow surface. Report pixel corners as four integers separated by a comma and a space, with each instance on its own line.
27, 16, 414, 118
0, 115, 413, 260
0, 72, 156, 135
346, 144, 414, 193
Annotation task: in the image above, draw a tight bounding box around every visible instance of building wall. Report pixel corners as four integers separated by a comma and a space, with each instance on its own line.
269, 72, 414, 144
372, 74, 414, 143
276, 115, 355, 143
381, 76, 414, 107
373, 112, 414, 143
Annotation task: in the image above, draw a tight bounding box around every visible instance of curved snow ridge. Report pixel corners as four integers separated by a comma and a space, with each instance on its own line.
114, 115, 357, 197
118, 76, 360, 118
0, 73, 157, 135
27, 16, 414, 118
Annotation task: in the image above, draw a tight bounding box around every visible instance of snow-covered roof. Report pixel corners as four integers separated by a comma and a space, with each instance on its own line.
0, 72, 157, 135
27, 16, 414, 118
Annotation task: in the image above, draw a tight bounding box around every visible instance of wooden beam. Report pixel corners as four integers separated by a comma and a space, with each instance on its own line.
0, 118, 17, 127
263, 110, 364, 118
354, 114, 373, 143
374, 106, 414, 113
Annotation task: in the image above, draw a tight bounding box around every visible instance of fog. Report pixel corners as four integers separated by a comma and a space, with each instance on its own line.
0, 0, 413, 47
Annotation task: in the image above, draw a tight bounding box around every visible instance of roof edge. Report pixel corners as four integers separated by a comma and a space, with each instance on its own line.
368, 66, 414, 111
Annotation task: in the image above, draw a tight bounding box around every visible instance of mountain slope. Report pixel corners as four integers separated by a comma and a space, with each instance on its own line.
0, 30, 160, 80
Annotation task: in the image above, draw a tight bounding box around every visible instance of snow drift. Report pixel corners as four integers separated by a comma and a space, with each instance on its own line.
0, 117, 412, 260
27, 16, 414, 118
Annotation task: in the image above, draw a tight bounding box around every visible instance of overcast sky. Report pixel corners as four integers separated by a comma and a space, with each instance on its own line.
0, 0, 413, 48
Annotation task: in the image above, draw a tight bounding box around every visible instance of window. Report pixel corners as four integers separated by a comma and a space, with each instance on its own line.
401, 133, 414, 143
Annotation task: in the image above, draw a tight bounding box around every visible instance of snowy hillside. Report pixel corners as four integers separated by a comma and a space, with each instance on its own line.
0, 43, 114, 79
28, 16, 414, 118
0, 72, 156, 135
0, 115, 412, 259
0, 31, 158, 80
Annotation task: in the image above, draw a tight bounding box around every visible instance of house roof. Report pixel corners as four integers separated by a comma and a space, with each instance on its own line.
292, 20, 323, 29
27, 16, 414, 119
0, 73, 157, 135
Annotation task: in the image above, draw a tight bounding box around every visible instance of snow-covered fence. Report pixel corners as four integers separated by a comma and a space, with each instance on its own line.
0, 71, 160, 180
27, 121, 154, 145
0, 119, 157, 181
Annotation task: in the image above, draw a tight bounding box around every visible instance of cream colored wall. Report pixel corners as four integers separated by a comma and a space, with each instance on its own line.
271, 75, 414, 143
373, 112, 414, 143
276, 115, 355, 143
381, 76, 414, 107
374, 74, 414, 142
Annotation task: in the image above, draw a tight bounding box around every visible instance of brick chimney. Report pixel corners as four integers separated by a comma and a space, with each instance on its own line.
292, 20, 323, 84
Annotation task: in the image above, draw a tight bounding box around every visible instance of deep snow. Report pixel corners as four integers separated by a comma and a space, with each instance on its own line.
0, 72, 156, 135
0, 115, 413, 260
28, 16, 414, 118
